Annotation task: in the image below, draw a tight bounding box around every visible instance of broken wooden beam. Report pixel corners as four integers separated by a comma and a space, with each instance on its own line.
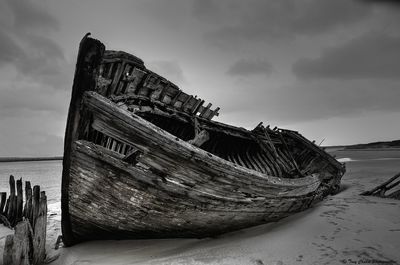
361, 172, 400, 199
7, 175, 17, 226
16, 178, 23, 224
3, 220, 34, 265
33, 191, 47, 265
0, 192, 6, 214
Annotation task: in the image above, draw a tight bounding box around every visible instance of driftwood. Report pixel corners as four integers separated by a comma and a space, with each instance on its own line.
361, 172, 400, 199
1, 175, 48, 265
3, 221, 34, 265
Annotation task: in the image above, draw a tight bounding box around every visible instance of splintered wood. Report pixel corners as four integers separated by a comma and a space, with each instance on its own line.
0, 175, 47, 265
361, 172, 400, 199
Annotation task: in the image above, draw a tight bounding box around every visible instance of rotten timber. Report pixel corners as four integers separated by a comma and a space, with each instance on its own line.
361, 172, 400, 199
1, 176, 48, 265
61, 34, 345, 246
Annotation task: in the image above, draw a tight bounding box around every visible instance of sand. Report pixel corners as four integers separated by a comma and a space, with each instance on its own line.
1, 151, 399, 265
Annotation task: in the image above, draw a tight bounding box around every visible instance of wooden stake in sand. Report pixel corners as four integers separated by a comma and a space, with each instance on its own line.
1, 175, 48, 265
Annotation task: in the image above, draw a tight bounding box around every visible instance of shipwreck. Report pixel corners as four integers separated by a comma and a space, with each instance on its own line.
61, 34, 345, 246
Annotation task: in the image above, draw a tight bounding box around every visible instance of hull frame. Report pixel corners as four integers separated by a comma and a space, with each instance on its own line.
62, 34, 344, 246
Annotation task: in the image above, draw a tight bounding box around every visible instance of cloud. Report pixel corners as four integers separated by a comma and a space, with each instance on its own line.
196, 0, 372, 47
227, 59, 273, 76
359, 0, 400, 6
218, 78, 400, 126
292, 31, 400, 80
5, 0, 59, 32
0, 0, 70, 87
147, 60, 186, 85
0, 85, 69, 116
0, 29, 24, 65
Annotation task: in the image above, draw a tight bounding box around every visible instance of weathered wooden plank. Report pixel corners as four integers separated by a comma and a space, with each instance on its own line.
199, 103, 212, 118
3, 220, 34, 265
32, 186, 40, 230
0, 192, 6, 214
7, 175, 17, 225
3, 235, 14, 265
161, 84, 179, 104
361, 172, 400, 197
83, 91, 321, 195
33, 191, 47, 265
116, 64, 132, 94
24, 181, 33, 226
69, 140, 320, 240
16, 178, 23, 224
108, 62, 125, 96
61, 34, 105, 246
125, 68, 146, 94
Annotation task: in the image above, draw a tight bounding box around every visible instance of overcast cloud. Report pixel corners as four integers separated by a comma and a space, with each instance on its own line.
0, 0, 399, 156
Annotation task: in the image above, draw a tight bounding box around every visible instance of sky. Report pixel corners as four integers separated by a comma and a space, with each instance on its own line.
0, 0, 399, 156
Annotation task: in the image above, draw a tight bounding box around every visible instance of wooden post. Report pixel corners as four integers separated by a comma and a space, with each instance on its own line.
24, 181, 33, 226
3, 235, 14, 265
33, 191, 47, 265
16, 178, 23, 224
0, 192, 6, 214
3, 220, 34, 265
7, 175, 17, 226
1, 179, 48, 265
31, 186, 40, 230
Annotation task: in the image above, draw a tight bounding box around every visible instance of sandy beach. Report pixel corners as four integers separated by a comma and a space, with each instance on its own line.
1, 150, 399, 265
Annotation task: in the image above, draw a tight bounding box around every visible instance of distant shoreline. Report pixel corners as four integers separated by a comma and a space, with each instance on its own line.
339, 148, 400, 151
0, 157, 63, 162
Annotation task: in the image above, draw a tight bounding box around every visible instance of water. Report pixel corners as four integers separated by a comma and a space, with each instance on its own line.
0, 160, 62, 204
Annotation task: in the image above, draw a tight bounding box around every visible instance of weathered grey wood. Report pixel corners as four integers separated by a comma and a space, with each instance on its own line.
61, 35, 344, 245
188, 130, 209, 147
67, 140, 322, 241
0, 192, 6, 214
31, 186, 40, 230
361, 173, 400, 196
84, 92, 322, 194
4, 198, 9, 220
7, 175, 17, 225
33, 191, 47, 265
0, 213, 12, 228
61, 34, 105, 246
16, 178, 23, 224
3, 235, 14, 265
3, 220, 34, 265
361, 172, 400, 199
24, 181, 33, 226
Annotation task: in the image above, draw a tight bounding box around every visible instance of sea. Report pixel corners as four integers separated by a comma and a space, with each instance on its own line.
0, 160, 62, 219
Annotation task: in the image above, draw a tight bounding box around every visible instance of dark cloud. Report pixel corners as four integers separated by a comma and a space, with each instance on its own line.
5, 0, 59, 31
227, 59, 273, 76
197, 0, 372, 47
292, 31, 400, 80
16, 35, 65, 76
0, 0, 70, 88
0, 29, 24, 65
219, 79, 400, 124
359, 0, 400, 6
192, 0, 220, 20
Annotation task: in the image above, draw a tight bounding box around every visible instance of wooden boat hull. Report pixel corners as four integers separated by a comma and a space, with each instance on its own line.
62, 35, 344, 246
69, 140, 319, 241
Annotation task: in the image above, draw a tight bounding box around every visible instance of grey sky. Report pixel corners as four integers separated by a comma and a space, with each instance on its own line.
0, 0, 399, 156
